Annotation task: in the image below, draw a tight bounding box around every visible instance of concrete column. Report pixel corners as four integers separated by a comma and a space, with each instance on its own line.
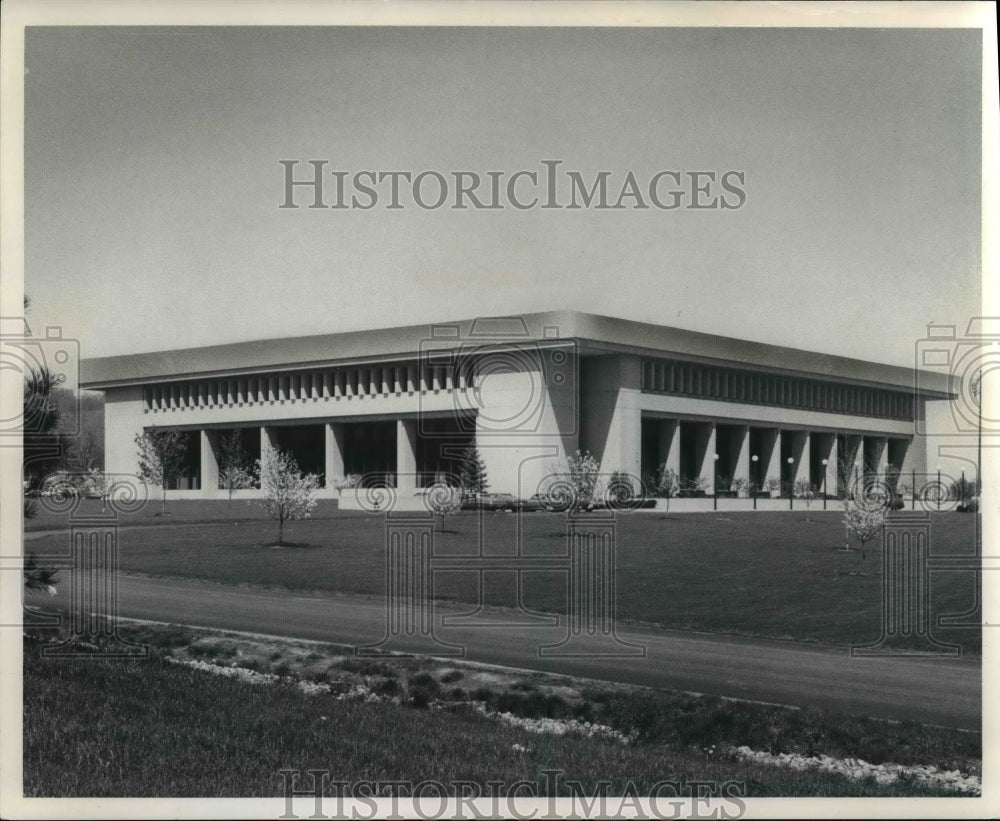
792, 430, 812, 485
733, 425, 750, 493
397, 419, 418, 494
822, 434, 838, 498
762, 428, 781, 492
200, 430, 219, 492
898, 436, 925, 479
863, 435, 888, 484
876, 436, 889, 478
697, 422, 717, 494
579, 355, 642, 486
659, 419, 680, 477
325, 423, 345, 487
846, 434, 864, 495
260, 426, 279, 473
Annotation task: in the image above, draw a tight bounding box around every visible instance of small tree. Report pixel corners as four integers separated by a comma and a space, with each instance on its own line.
763, 477, 781, 497
426, 482, 463, 531
651, 464, 680, 518
255, 445, 319, 546
218, 430, 255, 504
842, 501, 888, 571
562, 450, 600, 512
793, 479, 816, 521
85, 467, 112, 512
837, 455, 857, 502
457, 444, 489, 499
135, 428, 188, 515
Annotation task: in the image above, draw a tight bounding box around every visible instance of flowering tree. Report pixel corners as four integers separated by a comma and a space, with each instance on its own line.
842, 501, 888, 570
255, 446, 319, 546
332, 474, 362, 494
135, 428, 188, 515
218, 430, 256, 504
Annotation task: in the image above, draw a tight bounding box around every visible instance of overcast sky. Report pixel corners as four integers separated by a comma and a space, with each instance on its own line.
24, 25, 982, 369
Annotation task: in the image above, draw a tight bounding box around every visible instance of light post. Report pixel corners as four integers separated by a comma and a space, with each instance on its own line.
751, 455, 759, 510
821, 458, 828, 509
786, 456, 794, 510
936, 465, 942, 511
713, 453, 719, 510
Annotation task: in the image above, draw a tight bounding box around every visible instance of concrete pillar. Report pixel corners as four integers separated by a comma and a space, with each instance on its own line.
822, 434, 838, 498
846, 434, 864, 495
697, 422, 717, 494
579, 355, 642, 486
325, 423, 345, 487
762, 428, 781, 492
876, 436, 889, 478
863, 435, 888, 484
794, 431, 811, 487
733, 425, 750, 493
898, 436, 925, 481
659, 419, 680, 477
260, 426, 279, 474
397, 419, 418, 494
200, 430, 219, 492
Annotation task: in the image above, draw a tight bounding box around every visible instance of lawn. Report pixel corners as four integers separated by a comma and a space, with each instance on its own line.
25, 502, 981, 654
22, 625, 980, 798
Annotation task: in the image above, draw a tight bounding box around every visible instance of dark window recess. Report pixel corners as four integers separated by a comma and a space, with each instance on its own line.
639, 358, 914, 421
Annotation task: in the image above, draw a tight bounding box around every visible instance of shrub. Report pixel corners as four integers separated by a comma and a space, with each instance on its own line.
730, 477, 749, 498
332, 474, 362, 492
407, 671, 441, 709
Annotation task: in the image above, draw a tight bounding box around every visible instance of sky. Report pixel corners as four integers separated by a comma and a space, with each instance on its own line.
23, 24, 983, 371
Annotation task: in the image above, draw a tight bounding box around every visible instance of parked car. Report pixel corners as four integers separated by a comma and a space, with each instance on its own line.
460, 492, 521, 512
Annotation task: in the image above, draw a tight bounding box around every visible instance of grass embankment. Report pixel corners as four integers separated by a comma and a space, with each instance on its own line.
25, 503, 981, 654
23, 623, 980, 798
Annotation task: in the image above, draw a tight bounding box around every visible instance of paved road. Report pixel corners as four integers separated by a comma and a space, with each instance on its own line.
28, 573, 981, 731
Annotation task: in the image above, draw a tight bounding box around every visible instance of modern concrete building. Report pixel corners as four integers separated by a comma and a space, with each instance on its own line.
80, 311, 955, 506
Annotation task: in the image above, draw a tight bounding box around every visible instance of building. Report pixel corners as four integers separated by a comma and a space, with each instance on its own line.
80, 311, 955, 506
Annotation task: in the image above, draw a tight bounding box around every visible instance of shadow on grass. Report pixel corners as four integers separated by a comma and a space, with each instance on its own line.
264, 542, 313, 549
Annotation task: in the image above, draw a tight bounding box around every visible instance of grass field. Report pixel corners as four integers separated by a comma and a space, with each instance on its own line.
22, 625, 980, 798
25, 501, 980, 654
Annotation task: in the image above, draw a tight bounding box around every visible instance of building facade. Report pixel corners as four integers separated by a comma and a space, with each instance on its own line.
80, 312, 955, 505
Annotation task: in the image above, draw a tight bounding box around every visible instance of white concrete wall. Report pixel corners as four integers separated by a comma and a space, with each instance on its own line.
103, 385, 148, 480
473, 349, 579, 497
580, 355, 642, 484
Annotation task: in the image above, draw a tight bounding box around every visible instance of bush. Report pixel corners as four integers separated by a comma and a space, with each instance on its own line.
407, 672, 441, 708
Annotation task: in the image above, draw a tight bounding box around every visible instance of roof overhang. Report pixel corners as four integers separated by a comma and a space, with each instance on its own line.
80, 311, 957, 399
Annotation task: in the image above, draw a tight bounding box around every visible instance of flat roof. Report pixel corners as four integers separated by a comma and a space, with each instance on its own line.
80, 310, 956, 397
